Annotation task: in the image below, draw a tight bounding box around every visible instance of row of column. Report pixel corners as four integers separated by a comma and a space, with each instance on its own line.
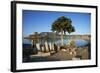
31, 40, 60, 52
37, 42, 60, 52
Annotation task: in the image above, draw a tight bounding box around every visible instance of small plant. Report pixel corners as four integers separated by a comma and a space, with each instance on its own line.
69, 40, 76, 48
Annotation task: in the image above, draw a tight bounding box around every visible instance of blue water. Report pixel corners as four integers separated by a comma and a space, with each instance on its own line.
74, 39, 88, 46
23, 39, 89, 47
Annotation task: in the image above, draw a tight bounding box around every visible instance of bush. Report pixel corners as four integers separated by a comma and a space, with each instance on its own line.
68, 40, 76, 48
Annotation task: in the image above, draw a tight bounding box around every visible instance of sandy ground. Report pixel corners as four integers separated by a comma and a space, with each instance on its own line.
48, 48, 89, 60
23, 47, 90, 62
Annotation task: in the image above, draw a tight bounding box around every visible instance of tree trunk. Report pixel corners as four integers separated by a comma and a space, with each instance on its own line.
53, 32, 55, 44
61, 29, 63, 45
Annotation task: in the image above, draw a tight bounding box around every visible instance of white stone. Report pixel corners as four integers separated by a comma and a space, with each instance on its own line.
72, 57, 80, 60
49, 43, 52, 51
45, 41, 49, 52
51, 44, 54, 51
36, 43, 40, 51
61, 49, 67, 52
41, 46, 44, 52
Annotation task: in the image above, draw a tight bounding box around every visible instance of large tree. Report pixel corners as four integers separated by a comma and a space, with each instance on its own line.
51, 16, 75, 45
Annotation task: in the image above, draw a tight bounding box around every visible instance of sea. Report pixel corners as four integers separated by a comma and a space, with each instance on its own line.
23, 38, 89, 47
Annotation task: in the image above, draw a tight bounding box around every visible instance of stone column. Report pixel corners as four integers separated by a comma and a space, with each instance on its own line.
36, 43, 40, 51
51, 44, 54, 51
49, 43, 52, 51
31, 40, 34, 47
41, 46, 44, 52
45, 41, 49, 52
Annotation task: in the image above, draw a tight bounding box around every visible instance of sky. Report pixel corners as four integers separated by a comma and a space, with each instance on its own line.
22, 10, 91, 37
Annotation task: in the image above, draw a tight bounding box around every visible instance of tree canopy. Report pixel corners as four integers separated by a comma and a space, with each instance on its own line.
51, 16, 75, 34
51, 16, 75, 45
